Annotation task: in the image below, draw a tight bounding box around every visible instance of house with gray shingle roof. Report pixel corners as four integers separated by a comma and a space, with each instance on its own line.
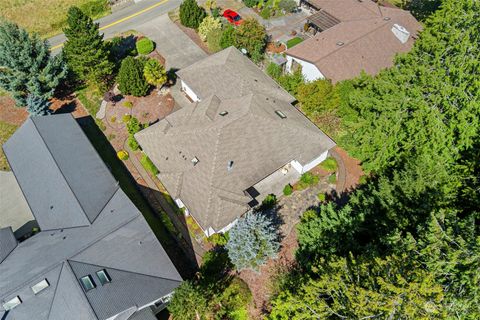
0, 114, 182, 320
286, 0, 422, 82
135, 47, 335, 236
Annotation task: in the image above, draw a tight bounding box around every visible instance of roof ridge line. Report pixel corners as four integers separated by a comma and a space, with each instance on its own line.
46, 262, 67, 319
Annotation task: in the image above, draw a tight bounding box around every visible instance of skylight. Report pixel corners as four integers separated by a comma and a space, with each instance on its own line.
80, 275, 96, 291
2, 296, 21, 311
219, 111, 228, 116
275, 110, 287, 119
191, 157, 199, 165
96, 270, 111, 285
31, 279, 49, 294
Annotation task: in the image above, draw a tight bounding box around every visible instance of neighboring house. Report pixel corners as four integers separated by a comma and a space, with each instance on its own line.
135, 47, 335, 237
286, 0, 422, 82
0, 114, 182, 320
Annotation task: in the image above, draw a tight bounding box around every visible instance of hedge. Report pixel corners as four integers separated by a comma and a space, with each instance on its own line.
141, 154, 159, 175
136, 37, 155, 55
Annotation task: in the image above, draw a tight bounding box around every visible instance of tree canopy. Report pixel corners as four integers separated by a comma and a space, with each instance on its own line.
179, 0, 207, 29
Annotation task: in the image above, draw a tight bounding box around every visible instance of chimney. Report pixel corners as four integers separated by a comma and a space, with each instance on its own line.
391, 24, 410, 44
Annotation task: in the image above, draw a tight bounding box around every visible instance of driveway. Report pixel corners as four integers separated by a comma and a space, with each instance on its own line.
135, 15, 207, 70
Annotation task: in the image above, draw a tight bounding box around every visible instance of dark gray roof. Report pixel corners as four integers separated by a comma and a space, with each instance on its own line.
0, 171, 34, 233
2, 114, 119, 230
0, 227, 17, 263
136, 49, 336, 232
1, 115, 182, 320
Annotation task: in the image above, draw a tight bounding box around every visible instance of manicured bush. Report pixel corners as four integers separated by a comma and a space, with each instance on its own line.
179, 0, 207, 29
320, 157, 338, 172
226, 212, 280, 271
143, 58, 167, 86
141, 154, 159, 175
283, 184, 293, 196
286, 36, 303, 48
117, 150, 129, 160
117, 56, 150, 96
317, 192, 326, 202
298, 172, 319, 189
198, 16, 222, 41
128, 134, 140, 151
136, 37, 154, 55
123, 101, 133, 108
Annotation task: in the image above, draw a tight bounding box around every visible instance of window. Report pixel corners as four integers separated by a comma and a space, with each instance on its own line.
80, 275, 96, 291
96, 270, 111, 285
275, 110, 287, 119
3, 296, 21, 311
31, 279, 49, 294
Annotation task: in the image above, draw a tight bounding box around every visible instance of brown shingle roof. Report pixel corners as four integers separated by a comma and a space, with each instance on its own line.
136, 48, 335, 232
287, 0, 422, 82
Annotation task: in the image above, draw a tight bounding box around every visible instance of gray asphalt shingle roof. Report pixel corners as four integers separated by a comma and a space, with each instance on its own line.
0, 114, 182, 320
136, 48, 335, 232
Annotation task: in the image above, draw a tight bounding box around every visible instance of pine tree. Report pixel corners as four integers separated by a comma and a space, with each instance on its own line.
26, 94, 52, 116
0, 21, 66, 107
117, 57, 150, 96
63, 6, 113, 87
226, 212, 280, 271
179, 0, 207, 29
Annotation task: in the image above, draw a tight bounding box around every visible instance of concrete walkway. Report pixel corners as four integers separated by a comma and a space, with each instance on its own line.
125, 141, 206, 264
135, 15, 207, 70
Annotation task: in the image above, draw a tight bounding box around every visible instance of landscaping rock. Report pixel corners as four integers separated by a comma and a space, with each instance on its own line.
96, 100, 107, 119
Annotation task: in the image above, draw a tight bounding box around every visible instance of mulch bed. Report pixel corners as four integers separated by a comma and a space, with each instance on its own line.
174, 21, 211, 55
266, 42, 286, 54
334, 146, 364, 191
0, 96, 28, 126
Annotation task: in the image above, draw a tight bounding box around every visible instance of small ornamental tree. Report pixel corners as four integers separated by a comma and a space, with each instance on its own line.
198, 16, 222, 41
233, 18, 267, 62
117, 57, 150, 96
179, 0, 207, 29
26, 94, 51, 116
143, 59, 167, 87
226, 212, 280, 271
0, 21, 66, 107
63, 6, 113, 87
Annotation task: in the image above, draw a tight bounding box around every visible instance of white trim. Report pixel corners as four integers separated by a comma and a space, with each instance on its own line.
302, 150, 329, 172
174, 198, 189, 215
181, 80, 200, 102
290, 159, 303, 174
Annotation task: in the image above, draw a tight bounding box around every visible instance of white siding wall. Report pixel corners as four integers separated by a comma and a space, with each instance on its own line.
290, 160, 303, 173
174, 198, 190, 215
181, 80, 200, 102
285, 55, 325, 82
291, 150, 329, 174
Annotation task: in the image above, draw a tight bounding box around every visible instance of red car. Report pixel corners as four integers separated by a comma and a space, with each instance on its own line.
223, 9, 243, 26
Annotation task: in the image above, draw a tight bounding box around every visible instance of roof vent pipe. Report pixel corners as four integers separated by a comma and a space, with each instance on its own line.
227, 161, 234, 171
391, 24, 410, 44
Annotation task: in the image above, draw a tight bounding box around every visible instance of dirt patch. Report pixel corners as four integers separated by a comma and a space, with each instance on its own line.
239, 229, 299, 318
0, 96, 28, 126
174, 21, 211, 55
130, 91, 175, 125
334, 146, 364, 192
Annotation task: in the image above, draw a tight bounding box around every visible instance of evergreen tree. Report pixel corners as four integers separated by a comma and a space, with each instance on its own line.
0, 21, 66, 107
63, 6, 113, 87
179, 0, 207, 29
26, 94, 52, 116
226, 212, 280, 271
167, 281, 210, 320
117, 57, 150, 96
143, 59, 167, 87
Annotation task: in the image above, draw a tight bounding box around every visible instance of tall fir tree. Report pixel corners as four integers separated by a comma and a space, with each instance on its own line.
0, 21, 66, 107
63, 6, 113, 88
179, 0, 207, 29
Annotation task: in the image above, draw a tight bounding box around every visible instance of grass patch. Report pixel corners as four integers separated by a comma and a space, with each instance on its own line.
320, 157, 338, 172
75, 85, 106, 130
286, 37, 303, 48
0, 0, 110, 38
0, 121, 18, 171
141, 154, 159, 175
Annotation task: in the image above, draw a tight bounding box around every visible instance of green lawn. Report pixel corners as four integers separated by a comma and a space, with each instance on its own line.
0, 121, 19, 171
0, 0, 110, 38
286, 37, 303, 49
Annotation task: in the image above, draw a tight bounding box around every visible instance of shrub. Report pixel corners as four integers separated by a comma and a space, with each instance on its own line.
117, 56, 150, 96
278, 0, 297, 13
298, 172, 319, 189
135, 37, 154, 55
207, 232, 229, 246
260, 7, 272, 19
126, 116, 142, 134
167, 281, 209, 320
220, 24, 236, 49
110, 116, 116, 123
317, 192, 326, 202
320, 157, 338, 172
226, 212, 280, 271
141, 154, 159, 175
123, 101, 133, 108
261, 194, 277, 209
198, 16, 222, 41
117, 150, 129, 160
206, 28, 223, 52
211, 7, 220, 18
128, 134, 140, 151
122, 114, 131, 123
266, 62, 282, 79
286, 36, 303, 48
277, 69, 305, 96
328, 173, 337, 184
283, 184, 293, 196
143, 58, 167, 86
179, 0, 207, 29
243, 0, 259, 8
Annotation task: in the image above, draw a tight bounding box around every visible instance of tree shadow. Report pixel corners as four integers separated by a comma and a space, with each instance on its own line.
53, 100, 78, 114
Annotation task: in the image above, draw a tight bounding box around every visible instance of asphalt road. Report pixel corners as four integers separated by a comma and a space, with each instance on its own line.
48, 0, 182, 54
